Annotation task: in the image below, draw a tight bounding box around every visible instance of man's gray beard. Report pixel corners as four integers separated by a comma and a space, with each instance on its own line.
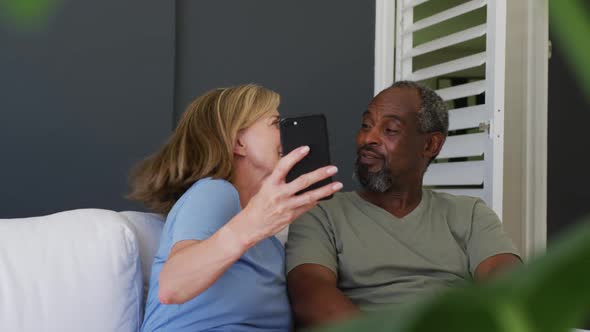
353, 157, 394, 193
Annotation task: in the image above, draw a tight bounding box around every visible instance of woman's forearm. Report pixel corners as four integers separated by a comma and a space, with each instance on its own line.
156, 150, 342, 305
157, 214, 251, 304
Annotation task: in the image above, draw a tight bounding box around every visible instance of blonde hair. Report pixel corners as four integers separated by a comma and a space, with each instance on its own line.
128, 84, 280, 214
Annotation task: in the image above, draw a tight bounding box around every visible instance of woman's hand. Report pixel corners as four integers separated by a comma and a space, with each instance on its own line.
158, 146, 340, 304
227, 146, 342, 248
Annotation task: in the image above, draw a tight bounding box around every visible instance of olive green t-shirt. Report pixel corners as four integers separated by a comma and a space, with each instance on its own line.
285, 189, 519, 312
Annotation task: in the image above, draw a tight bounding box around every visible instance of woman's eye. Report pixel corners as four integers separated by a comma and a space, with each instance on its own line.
361, 123, 370, 129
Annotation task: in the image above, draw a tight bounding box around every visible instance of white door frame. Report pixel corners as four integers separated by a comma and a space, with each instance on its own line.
522, 0, 548, 256
374, 0, 396, 95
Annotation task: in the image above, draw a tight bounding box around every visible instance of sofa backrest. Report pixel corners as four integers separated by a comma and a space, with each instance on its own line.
0, 209, 163, 332
119, 211, 164, 301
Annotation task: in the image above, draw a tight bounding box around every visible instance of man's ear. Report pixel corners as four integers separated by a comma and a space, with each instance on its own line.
233, 130, 247, 157
424, 132, 446, 161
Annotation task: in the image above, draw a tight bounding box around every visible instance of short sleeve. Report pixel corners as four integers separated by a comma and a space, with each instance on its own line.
466, 200, 521, 274
285, 206, 338, 275
171, 179, 241, 244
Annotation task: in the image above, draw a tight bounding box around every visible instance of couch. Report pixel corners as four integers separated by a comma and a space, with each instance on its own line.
0, 209, 163, 332
3, 209, 586, 332
0, 208, 290, 332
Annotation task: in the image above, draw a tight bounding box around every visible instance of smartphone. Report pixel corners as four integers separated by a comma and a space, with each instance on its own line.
280, 114, 333, 199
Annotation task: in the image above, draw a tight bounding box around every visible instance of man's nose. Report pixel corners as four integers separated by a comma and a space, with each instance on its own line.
362, 126, 381, 145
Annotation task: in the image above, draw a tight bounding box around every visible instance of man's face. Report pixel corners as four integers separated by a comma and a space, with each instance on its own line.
354, 87, 428, 192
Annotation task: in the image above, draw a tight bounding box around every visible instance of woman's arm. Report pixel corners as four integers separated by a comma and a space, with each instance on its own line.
157, 146, 342, 304
157, 213, 253, 304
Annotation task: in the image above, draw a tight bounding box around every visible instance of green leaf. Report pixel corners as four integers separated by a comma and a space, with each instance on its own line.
549, 0, 590, 101
0, 0, 63, 30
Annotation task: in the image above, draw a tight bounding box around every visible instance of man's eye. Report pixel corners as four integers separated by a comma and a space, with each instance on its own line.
385, 128, 398, 134
361, 123, 370, 129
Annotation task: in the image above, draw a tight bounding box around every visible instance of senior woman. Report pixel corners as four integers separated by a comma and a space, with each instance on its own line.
129, 84, 341, 331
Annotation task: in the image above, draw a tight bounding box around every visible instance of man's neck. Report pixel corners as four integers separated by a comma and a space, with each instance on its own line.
357, 185, 423, 219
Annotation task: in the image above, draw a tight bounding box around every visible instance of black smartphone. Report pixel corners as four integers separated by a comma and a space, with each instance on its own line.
280, 114, 333, 199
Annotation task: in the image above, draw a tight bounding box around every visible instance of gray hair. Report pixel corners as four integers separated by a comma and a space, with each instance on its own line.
390, 80, 449, 136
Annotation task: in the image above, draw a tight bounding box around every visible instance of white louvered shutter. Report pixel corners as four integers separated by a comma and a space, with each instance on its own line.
394, 0, 506, 215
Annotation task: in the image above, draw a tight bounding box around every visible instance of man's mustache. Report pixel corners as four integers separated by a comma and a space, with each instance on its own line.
356, 145, 385, 159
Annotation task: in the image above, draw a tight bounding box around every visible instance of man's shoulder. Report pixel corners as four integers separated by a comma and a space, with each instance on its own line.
422, 190, 488, 246
424, 189, 489, 232
426, 188, 482, 211
298, 191, 359, 223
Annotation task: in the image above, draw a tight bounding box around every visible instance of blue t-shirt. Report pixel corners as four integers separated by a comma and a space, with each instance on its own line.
142, 178, 292, 331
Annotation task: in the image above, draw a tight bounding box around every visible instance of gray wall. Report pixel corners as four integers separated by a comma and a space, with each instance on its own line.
0, 0, 175, 218
549, 33, 589, 332
547, 34, 590, 241
175, 0, 375, 190
0, 1, 375, 218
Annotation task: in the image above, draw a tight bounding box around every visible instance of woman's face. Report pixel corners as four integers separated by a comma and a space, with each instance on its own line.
239, 110, 282, 175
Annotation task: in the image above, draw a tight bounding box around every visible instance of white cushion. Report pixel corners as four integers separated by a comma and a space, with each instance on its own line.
0, 209, 143, 332
119, 211, 164, 302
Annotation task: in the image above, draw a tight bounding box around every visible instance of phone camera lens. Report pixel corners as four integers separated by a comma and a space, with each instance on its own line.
293, 121, 298, 126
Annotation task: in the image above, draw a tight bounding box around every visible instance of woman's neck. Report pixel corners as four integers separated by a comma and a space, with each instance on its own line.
232, 161, 267, 208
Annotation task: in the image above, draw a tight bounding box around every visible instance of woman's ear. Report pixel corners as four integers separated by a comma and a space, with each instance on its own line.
234, 130, 247, 157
